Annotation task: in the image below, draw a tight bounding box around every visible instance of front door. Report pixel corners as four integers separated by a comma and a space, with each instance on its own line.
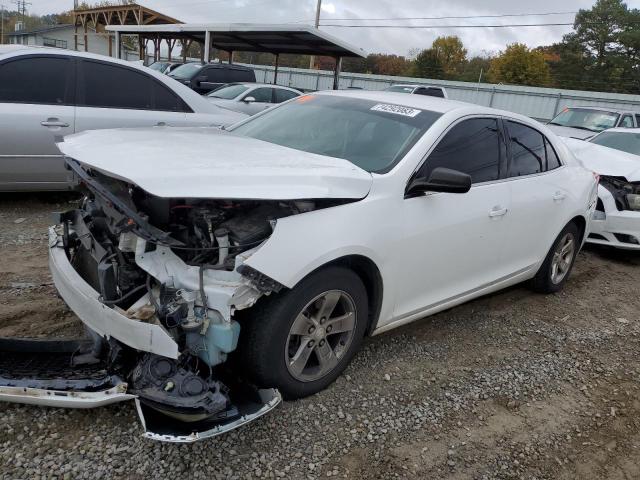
393, 117, 511, 320
0, 55, 75, 190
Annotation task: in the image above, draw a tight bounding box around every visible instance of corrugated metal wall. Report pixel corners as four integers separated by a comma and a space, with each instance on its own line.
248, 64, 640, 121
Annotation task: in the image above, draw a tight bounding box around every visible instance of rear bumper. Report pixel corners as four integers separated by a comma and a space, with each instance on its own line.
48, 227, 179, 358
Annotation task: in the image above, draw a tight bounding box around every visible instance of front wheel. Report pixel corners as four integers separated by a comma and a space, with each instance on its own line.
531, 222, 580, 293
235, 266, 369, 399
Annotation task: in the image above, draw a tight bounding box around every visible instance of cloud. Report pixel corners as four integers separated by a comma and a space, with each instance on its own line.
27, 0, 615, 56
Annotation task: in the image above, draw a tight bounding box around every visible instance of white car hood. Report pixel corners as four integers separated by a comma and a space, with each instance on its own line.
547, 124, 597, 140
57, 127, 373, 200
563, 138, 640, 181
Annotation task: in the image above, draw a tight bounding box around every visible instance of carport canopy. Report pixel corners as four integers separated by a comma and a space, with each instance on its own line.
106, 23, 367, 89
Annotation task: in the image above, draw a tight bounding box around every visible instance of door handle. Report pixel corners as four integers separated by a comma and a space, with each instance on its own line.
41, 119, 69, 128
156, 121, 167, 127
553, 192, 567, 201
489, 206, 508, 218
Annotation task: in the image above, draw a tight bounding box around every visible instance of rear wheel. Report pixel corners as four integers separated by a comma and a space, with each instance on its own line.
532, 222, 580, 293
235, 266, 368, 399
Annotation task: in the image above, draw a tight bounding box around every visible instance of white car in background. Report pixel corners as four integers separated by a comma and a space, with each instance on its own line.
205, 83, 302, 115
547, 106, 640, 140
384, 84, 448, 99
2, 91, 597, 442
0, 46, 247, 191
564, 128, 640, 250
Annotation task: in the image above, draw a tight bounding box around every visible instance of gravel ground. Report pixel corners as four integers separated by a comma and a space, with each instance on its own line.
0, 193, 639, 480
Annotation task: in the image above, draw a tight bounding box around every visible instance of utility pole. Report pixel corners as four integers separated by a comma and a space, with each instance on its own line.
308, 0, 321, 69
11, 0, 31, 27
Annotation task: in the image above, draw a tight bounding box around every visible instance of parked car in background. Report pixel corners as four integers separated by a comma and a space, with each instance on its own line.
148, 61, 184, 75
589, 127, 640, 156
168, 62, 256, 94
206, 83, 302, 115
547, 107, 640, 140
0, 46, 247, 192
384, 84, 448, 99
563, 130, 640, 250
17, 91, 597, 441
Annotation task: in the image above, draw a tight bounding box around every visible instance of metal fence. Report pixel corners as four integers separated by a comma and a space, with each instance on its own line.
247, 64, 640, 122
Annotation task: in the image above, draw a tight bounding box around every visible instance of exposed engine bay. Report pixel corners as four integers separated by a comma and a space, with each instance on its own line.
599, 176, 640, 212
0, 159, 346, 442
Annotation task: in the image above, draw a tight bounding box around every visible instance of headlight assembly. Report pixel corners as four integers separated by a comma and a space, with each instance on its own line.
627, 193, 640, 211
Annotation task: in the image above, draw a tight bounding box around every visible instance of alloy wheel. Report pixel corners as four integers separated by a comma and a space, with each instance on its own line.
550, 232, 576, 284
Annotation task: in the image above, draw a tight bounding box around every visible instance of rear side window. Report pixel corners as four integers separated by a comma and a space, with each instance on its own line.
545, 139, 562, 170
636, 114, 640, 126
80, 60, 152, 109
507, 121, 545, 177
418, 117, 503, 184
0, 56, 72, 105
231, 68, 255, 83
274, 88, 299, 103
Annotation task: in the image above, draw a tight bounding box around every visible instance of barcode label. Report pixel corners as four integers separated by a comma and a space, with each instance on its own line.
371, 103, 422, 117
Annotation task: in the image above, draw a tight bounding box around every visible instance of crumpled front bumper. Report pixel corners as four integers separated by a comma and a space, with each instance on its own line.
48, 227, 179, 358
587, 187, 640, 250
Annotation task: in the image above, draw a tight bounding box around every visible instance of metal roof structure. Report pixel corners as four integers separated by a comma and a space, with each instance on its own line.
106, 23, 366, 89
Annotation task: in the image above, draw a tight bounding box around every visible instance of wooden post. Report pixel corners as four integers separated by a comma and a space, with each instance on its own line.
332, 57, 342, 90
182, 39, 188, 63
273, 53, 279, 85
115, 31, 121, 59
73, 16, 78, 51
83, 18, 88, 52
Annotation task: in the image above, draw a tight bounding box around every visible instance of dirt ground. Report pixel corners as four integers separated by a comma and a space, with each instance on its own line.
0, 192, 639, 480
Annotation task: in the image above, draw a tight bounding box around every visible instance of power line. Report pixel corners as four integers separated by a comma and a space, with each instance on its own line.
320, 22, 579, 29
325, 11, 578, 22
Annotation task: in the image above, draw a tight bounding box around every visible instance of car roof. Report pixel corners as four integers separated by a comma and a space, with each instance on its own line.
233, 82, 300, 91
390, 84, 444, 89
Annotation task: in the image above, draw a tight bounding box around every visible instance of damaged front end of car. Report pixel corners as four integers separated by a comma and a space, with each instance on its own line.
0, 158, 355, 442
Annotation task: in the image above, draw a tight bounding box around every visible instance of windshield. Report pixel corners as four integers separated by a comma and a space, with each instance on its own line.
549, 108, 619, 133
149, 62, 168, 72
591, 131, 640, 156
385, 85, 415, 93
232, 95, 442, 173
208, 84, 250, 99
169, 63, 203, 80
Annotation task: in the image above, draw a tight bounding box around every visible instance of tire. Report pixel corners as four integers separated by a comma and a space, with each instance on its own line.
235, 266, 369, 399
531, 222, 580, 294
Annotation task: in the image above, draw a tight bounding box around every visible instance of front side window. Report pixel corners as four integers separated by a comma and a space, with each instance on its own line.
416, 118, 503, 184
247, 87, 273, 103
619, 115, 634, 128
168, 63, 202, 80
549, 108, 619, 133
0, 56, 71, 105
80, 60, 152, 109
232, 95, 441, 173
590, 131, 640, 156
207, 84, 250, 99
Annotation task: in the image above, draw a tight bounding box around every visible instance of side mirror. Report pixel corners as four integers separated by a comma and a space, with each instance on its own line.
243, 96, 256, 103
406, 167, 472, 197
195, 75, 207, 86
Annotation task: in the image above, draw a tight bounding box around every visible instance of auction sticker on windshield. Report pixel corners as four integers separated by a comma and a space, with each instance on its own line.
371, 104, 422, 117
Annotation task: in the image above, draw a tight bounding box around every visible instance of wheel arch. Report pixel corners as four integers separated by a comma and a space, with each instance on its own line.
300, 255, 384, 337
570, 215, 587, 244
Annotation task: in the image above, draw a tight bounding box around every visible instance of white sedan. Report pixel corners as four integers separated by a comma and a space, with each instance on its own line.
2, 91, 597, 441
205, 83, 302, 115
564, 128, 640, 250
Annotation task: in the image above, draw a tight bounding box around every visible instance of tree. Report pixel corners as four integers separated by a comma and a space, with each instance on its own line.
488, 43, 551, 87
363, 54, 412, 76
412, 48, 445, 79
458, 54, 493, 83
431, 36, 467, 76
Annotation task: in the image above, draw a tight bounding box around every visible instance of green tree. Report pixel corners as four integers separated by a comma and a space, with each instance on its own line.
412, 48, 445, 79
488, 43, 551, 87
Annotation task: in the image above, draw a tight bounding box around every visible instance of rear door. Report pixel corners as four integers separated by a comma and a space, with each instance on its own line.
75, 59, 191, 132
0, 54, 76, 190
500, 120, 572, 273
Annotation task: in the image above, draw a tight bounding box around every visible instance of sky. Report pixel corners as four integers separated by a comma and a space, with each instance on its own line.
25, 0, 640, 57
